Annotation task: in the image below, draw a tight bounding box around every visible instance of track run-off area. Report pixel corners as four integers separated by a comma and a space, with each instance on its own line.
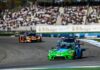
0, 37, 100, 68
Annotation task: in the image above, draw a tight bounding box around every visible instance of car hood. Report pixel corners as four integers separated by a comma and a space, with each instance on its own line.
49, 48, 75, 55
49, 48, 69, 54
57, 48, 68, 52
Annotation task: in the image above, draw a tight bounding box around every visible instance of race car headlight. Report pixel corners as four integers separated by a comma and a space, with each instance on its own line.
68, 51, 73, 54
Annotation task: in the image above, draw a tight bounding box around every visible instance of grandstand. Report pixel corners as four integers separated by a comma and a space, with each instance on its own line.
0, 0, 100, 31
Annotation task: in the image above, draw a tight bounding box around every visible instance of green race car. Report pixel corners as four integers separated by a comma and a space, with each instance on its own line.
48, 48, 76, 60
48, 36, 85, 60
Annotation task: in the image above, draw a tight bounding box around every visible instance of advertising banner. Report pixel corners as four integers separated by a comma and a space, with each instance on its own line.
36, 25, 100, 33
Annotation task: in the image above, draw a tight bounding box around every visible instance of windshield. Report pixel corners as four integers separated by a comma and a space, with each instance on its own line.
63, 38, 75, 43
27, 33, 36, 36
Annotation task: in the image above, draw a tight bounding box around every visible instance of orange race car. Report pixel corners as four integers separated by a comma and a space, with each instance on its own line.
19, 33, 42, 43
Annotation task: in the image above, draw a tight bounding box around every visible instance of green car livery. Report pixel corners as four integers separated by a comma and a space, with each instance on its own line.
48, 37, 85, 60
48, 48, 75, 60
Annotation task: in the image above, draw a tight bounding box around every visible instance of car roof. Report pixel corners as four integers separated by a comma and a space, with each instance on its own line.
27, 33, 36, 36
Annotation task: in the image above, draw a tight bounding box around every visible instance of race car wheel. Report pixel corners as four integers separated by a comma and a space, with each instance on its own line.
78, 51, 83, 59
65, 56, 67, 60
19, 37, 24, 43
72, 52, 76, 59
68, 56, 73, 60
76, 49, 83, 59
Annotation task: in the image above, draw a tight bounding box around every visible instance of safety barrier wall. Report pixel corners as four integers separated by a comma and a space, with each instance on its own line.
38, 33, 100, 38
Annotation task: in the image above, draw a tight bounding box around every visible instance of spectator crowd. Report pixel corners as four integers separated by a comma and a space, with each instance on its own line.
0, 3, 100, 31
61, 6, 87, 25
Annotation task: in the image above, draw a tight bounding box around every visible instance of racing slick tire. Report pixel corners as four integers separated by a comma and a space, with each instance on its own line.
75, 49, 83, 59
19, 37, 25, 43
78, 51, 83, 59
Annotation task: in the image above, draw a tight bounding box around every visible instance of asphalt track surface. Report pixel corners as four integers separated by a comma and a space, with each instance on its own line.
0, 37, 100, 69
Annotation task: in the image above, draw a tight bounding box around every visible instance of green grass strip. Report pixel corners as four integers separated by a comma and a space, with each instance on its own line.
92, 39, 100, 42
41, 67, 100, 70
